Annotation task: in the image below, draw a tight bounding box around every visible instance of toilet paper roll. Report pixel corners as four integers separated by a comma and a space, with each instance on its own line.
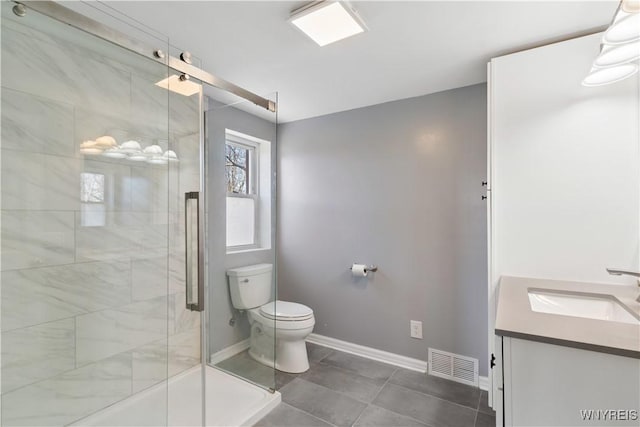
351, 264, 368, 277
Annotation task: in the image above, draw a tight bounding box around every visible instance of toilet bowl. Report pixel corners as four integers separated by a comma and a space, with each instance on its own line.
226, 264, 315, 373
248, 301, 315, 373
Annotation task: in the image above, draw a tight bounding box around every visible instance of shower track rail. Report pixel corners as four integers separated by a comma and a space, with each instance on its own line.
12, 1, 277, 112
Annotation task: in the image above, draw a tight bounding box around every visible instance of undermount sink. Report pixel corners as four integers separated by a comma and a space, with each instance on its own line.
528, 289, 640, 325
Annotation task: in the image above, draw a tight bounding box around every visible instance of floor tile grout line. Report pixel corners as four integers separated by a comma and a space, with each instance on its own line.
348, 403, 368, 427
278, 402, 339, 427
313, 349, 481, 411
302, 361, 398, 405
318, 359, 397, 385
477, 391, 497, 417
364, 403, 439, 427
281, 376, 372, 426
318, 346, 482, 408
318, 350, 401, 371
387, 371, 483, 410
388, 372, 481, 395
369, 367, 397, 403
279, 348, 489, 426
274, 396, 338, 427
310, 346, 335, 364
366, 368, 441, 427
474, 391, 482, 427
312, 359, 393, 388
280, 362, 398, 426
388, 382, 481, 413
351, 367, 398, 427
286, 376, 373, 406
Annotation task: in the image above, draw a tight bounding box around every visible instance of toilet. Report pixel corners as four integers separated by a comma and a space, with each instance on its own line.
227, 263, 315, 373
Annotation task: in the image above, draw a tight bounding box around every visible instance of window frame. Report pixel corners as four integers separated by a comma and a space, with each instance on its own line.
225, 133, 260, 251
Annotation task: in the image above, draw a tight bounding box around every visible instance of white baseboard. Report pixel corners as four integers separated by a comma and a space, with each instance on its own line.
478, 375, 489, 391
209, 339, 250, 365
307, 333, 428, 373
307, 333, 489, 390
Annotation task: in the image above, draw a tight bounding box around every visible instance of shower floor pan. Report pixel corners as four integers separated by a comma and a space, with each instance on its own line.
72, 365, 281, 426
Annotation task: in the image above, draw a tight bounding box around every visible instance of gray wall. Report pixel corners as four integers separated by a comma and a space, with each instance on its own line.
277, 84, 489, 375
206, 100, 277, 356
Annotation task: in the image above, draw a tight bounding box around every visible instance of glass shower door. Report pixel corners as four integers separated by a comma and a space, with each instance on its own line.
205, 90, 278, 403
0, 2, 203, 426
165, 50, 206, 427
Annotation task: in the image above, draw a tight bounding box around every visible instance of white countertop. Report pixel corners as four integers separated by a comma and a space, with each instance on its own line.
495, 276, 640, 359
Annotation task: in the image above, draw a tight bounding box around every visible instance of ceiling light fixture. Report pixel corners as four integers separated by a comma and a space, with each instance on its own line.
79, 140, 102, 155
582, 63, 638, 87
289, 1, 367, 47
583, 0, 639, 87
120, 140, 142, 154
102, 147, 127, 159
127, 153, 147, 162
163, 150, 179, 162
622, 0, 640, 13
594, 42, 640, 67
155, 74, 201, 96
602, 12, 640, 45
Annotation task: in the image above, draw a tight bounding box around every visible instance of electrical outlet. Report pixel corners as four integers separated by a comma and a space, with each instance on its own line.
410, 320, 423, 339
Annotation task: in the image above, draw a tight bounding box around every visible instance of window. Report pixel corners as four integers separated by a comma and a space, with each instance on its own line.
80, 172, 106, 227
226, 134, 258, 248
80, 173, 105, 203
225, 129, 272, 252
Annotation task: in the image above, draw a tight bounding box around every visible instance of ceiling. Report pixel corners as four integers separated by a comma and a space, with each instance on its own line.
75, 1, 616, 122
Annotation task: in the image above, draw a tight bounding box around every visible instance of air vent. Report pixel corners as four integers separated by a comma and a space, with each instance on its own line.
428, 348, 478, 387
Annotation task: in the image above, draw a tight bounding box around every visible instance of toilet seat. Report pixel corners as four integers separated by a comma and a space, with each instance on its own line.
259, 300, 313, 321
249, 300, 316, 331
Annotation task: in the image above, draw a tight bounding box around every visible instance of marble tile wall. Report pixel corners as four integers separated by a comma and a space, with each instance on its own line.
1, 319, 76, 394
1, 7, 201, 426
2, 354, 133, 426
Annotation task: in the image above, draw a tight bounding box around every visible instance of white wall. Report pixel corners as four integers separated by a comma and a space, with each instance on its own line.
490, 32, 640, 288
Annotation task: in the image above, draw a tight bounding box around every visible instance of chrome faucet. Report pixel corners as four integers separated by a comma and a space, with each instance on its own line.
606, 268, 640, 302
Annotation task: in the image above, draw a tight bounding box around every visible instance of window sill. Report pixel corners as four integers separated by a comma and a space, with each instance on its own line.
226, 247, 271, 255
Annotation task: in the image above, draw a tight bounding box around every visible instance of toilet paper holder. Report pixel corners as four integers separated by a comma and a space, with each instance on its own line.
349, 264, 378, 273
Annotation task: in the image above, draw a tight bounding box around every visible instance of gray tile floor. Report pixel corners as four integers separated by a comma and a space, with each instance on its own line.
216, 349, 277, 389
227, 343, 498, 427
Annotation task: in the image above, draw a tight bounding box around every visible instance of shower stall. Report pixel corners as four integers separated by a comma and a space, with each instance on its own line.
0, 1, 278, 425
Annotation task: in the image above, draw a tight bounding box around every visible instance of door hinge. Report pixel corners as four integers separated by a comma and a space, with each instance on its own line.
490, 353, 496, 369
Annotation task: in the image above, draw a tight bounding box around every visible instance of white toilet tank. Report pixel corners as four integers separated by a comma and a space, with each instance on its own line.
227, 263, 273, 310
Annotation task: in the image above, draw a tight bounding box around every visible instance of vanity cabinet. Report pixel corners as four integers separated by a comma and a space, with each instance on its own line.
487, 29, 640, 425
499, 336, 640, 427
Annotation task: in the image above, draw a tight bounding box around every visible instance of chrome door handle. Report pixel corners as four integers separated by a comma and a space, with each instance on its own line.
185, 192, 203, 311
241, 279, 249, 283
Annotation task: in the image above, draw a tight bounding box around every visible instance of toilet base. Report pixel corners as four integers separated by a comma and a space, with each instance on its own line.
248, 339, 310, 374
275, 338, 310, 373
248, 320, 313, 374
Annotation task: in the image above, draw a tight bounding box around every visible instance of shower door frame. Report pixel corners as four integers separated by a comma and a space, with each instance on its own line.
15, 1, 276, 113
